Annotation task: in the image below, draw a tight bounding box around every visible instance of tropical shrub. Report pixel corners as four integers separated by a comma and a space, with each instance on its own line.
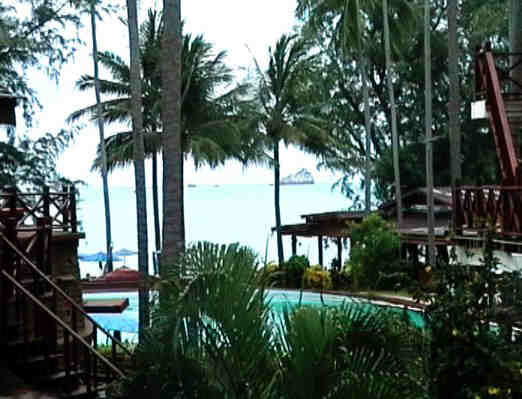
274, 303, 427, 399
261, 261, 286, 287
349, 213, 402, 290
113, 241, 428, 399
282, 255, 309, 288
424, 237, 522, 399
302, 265, 332, 290
115, 241, 276, 399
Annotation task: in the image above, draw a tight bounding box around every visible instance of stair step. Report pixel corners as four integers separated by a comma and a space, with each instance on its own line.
68, 383, 107, 399
33, 368, 85, 384
21, 353, 63, 365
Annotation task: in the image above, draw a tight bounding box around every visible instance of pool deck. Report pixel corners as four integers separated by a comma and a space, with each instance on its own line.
282, 288, 426, 311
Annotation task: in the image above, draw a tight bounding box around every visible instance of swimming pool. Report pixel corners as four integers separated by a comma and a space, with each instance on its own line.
84, 289, 424, 339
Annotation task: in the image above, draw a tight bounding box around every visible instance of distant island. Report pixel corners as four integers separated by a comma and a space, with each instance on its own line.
281, 168, 315, 185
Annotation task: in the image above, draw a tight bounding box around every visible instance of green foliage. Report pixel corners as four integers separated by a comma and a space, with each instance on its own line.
424, 237, 522, 399
296, 0, 508, 203
115, 241, 428, 399
117, 241, 276, 399
274, 303, 427, 399
282, 255, 310, 289
302, 265, 332, 290
70, 10, 255, 171
349, 213, 401, 290
0, 129, 76, 189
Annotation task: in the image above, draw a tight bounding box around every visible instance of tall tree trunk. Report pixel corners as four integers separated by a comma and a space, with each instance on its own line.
354, 0, 372, 213
126, 0, 149, 339
510, 0, 522, 83
161, 0, 184, 274
448, 0, 460, 232
152, 145, 161, 254
90, 2, 113, 273
383, 0, 402, 229
273, 139, 284, 265
424, 0, 435, 266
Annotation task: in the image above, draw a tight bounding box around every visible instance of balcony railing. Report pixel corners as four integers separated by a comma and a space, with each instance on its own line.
454, 186, 522, 236
0, 185, 77, 233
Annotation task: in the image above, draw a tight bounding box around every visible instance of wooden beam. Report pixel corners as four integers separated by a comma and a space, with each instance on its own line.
291, 234, 297, 256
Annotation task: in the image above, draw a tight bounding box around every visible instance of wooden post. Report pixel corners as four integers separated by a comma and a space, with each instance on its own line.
43, 185, 50, 220
62, 185, 70, 231
337, 237, 343, 271
70, 185, 77, 233
318, 235, 323, 267
291, 234, 297, 256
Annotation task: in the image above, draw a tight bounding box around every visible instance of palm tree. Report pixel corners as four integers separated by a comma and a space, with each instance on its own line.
160, 0, 183, 273
126, 0, 149, 339
89, 0, 113, 272
448, 0, 459, 235
383, 0, 402, 228
510, 0, 522, 85
69, 11, 251, 257
424, 0, 435, 266
248, 34, 329, 265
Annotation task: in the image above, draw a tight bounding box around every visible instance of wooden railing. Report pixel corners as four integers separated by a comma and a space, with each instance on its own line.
475, 50, 522, 98
0, 185, 77, 233
475, 48, 520, 185
0, 204, 132, 394
454, 186, 522, 236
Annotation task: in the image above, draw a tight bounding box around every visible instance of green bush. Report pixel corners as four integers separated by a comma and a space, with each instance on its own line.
302, 266, 332, 290
282, 255, 310, 288
424, 236, 522, 399
349, 213, 402, 290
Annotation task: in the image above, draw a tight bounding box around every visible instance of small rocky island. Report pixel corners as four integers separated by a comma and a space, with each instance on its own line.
281, 168, 315, 185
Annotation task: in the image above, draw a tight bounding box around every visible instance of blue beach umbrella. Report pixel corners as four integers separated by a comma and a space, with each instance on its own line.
113, 248, 138, 264
78, 251, 122, 262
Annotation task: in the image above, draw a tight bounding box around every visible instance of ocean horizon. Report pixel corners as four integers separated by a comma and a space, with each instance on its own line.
78, 182, 351, 278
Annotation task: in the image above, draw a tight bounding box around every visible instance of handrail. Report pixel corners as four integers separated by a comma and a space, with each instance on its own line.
1, 270, 124, 378
476, 50, 519, 185
0, 231, 133, 358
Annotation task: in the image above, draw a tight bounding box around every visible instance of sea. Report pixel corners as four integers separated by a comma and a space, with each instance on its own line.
77, 183, 351, 278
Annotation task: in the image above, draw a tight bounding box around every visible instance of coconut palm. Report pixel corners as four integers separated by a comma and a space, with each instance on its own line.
88, 0, 113, 272
69, 10, 253, 257
246, 34, 330, 266
125, 0, 149, 339
383, 0, 402, 228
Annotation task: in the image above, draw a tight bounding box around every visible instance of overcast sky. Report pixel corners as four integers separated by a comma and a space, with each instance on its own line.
19, 0, 340, 188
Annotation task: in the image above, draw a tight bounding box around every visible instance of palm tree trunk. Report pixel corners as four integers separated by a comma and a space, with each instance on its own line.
511, 0, 522, 83
126, 0, 149, 339
152, 147, 161, 253
354, 0, 372, 213
361, 58, 372, 213
383, 0, 402, 229
90, 2, 113, 273
448, 0, 460, 232
424, 0, 435, 266
274, 139, 284, 265
161, 0, 185, 274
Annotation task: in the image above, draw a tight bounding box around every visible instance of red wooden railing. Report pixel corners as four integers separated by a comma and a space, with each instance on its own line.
0, 185, 77, 233
454, 186, 522, 236
0, 186, 131, 395
475, 47, 520, 185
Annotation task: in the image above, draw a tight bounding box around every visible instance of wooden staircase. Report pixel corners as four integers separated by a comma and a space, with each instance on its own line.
0, 187, 131, 398
454, 47, 522, 237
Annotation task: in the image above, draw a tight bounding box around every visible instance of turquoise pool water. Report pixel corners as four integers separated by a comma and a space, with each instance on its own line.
84, 289, 424, 338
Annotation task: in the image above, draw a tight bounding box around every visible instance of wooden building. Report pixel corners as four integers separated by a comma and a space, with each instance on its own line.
0, 91, 128, 397
277, 46, 522, 269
